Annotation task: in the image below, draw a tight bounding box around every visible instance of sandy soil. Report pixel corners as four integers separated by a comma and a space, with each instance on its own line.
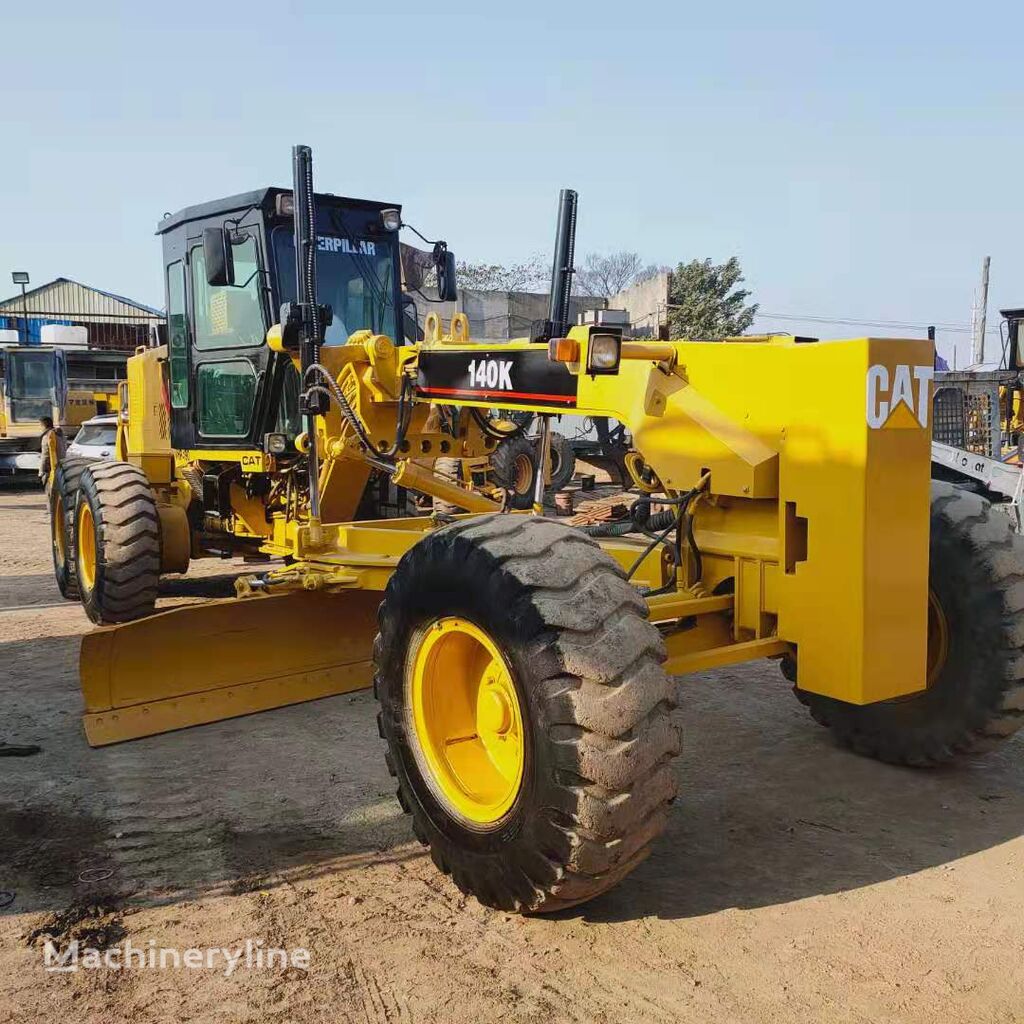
1, 480, 1023, 1023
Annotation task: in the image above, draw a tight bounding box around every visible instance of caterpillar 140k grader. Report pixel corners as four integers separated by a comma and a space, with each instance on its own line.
51, 146, 1024, 914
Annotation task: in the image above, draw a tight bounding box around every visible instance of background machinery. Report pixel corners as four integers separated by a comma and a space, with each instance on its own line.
0, 344, 125, 476
52, 146, 1024, 914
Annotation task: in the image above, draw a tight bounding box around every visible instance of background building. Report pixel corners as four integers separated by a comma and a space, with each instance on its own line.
0, 277, 163, 350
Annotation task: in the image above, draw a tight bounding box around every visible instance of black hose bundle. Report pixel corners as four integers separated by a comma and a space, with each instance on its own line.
582, 497, 675, 538
581, 486, 706, 592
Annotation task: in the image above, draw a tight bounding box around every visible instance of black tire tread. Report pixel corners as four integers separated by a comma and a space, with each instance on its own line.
547, 432, 576, 492
50, 456, 91, 599
374, 513, 680, 913
77, 461, 160, 624
431, 457, 462, 516
489, 436, 538, 510
796, 480, 1024, 765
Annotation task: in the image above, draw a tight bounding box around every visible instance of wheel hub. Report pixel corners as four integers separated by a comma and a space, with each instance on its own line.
78, 502, 96, 594
926, 588, 950, 688
53, 498, 66, 564
513, 454, 532, 494
408, 617, 525, 827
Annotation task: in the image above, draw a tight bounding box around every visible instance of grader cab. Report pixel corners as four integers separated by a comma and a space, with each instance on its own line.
50, 146, 1024, 914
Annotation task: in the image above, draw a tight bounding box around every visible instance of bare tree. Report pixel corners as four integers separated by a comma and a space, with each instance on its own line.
452, 255, 548, 293
575, 252, 665, 297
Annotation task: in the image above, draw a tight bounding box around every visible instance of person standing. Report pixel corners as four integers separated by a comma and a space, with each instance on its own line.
38, 415, 66, 491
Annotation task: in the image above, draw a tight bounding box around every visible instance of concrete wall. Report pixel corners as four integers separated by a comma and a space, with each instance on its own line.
608, 272, 672, 337
412, 289, 606, 342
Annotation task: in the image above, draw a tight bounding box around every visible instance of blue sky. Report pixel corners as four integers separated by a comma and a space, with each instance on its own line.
1, 0, 1021, 363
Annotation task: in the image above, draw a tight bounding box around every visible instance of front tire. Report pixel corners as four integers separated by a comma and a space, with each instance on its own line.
374, 515, 680, 912
795, 481, 1024, 765
75, 462, 161, 624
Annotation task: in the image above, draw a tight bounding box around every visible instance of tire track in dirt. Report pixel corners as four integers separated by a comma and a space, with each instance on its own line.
98, 743, 227, 895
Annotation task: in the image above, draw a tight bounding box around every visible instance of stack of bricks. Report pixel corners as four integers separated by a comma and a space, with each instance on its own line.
566, 492, 639, 527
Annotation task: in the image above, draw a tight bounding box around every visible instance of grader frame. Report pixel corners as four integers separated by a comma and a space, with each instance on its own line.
80, 322, 934, 744
58, 144, 1024, 914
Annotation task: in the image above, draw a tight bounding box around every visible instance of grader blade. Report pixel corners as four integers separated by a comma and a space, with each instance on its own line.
79, 590, 380, 746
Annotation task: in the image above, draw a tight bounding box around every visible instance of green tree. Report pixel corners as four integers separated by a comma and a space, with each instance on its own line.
666, 257, 758, 339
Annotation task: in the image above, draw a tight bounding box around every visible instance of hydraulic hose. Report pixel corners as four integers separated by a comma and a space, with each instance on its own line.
581, 500, 676, 538
304, 363, 381, 458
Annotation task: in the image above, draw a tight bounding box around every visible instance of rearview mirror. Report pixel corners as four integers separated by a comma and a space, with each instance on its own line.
435, 245, 458, 303
203, 226, 235, 287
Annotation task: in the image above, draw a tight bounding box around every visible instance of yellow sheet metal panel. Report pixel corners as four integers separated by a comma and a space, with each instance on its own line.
771, 337, 932, 704
126, 346, 171, 459
576, 350, 780, 499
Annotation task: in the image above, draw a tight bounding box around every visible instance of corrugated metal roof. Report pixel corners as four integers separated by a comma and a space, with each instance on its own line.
0, 277, 162, 319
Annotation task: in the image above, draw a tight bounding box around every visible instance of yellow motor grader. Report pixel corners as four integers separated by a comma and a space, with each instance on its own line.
50, 146, 1024, 914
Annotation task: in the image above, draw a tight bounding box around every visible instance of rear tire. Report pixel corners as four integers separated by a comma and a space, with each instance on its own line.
489, 436, 538, 511
50, 456, 90, 599
74, 462, 161, 625
374, 514, 680, 912
795, 481, 1024, 765
547, 432, 576, 492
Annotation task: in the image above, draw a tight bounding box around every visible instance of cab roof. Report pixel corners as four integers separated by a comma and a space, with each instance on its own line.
156, 187, 400, 235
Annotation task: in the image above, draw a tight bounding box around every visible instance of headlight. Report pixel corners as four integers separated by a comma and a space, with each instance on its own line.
380, 208, 402, 232
586, 332, 622, 374
264, 432, 287, 455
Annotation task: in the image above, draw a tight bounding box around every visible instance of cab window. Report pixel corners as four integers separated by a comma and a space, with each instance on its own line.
275, 361, 302, 437
167, 261, 188, 407
191, 234, 265, 350
196, 360, 257, 438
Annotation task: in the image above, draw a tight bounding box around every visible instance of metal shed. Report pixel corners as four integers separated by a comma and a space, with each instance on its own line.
0, 277, 163, 351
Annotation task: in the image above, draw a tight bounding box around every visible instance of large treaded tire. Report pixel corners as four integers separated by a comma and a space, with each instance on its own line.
50, 456, 91, 599
75, 462, 161, 625
489, 436, 538, 510
795, 481, 1024, 765
374, 514, 680, 913
547, 432, 576, 493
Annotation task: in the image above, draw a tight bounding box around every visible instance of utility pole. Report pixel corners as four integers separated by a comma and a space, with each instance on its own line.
972, 256, 991, 366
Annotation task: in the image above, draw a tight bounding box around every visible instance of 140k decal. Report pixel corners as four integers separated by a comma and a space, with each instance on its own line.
467, 358, 513, 391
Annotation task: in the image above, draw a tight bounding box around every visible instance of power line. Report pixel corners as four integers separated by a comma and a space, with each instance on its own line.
750, 311, 1001, 336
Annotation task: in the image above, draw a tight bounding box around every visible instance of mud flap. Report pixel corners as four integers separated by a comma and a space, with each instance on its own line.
80, 590, 380, 746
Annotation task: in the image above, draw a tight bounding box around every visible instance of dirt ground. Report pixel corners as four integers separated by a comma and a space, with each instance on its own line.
1, 480, 1024, 1024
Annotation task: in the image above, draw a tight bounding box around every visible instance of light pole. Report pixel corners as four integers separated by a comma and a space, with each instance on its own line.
11, 271, 29, 346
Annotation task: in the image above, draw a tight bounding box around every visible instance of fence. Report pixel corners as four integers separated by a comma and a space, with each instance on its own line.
932, 370, 1015, 459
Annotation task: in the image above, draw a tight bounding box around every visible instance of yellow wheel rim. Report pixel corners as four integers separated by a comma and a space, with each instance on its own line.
513, 454, 533, 495
78, 501, 97, 594
926, 588, 949, 688
53, 498, 66, 565
408, 617, 525, 827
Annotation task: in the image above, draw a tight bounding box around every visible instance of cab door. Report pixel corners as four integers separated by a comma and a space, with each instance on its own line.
169, 225, 272, 452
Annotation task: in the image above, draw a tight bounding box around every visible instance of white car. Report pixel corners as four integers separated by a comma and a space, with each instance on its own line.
67, 415, 118, 462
